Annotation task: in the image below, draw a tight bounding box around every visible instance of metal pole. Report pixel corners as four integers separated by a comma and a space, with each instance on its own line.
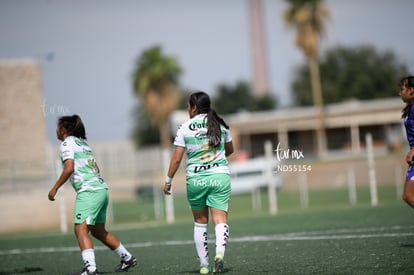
162, 147, 175, 224
55, 160, 68, 234
265, 141, 277, 215
366, 133, 378, 206
347, 166, 357, 206
299, 173, 309, 209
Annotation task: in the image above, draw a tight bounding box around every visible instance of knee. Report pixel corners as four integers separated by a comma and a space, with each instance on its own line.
74, 224, 88, 238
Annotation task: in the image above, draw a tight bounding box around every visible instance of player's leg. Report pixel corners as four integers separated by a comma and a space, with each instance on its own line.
73, 223, 97, 274
90, 223, 136, 272
90, 223, 119, 249
403, 165, 414, 208
73, 193, 97, 274
192, 207, 210, 274
403, 180, 414, 208
207, 174, 231, 274
188, 176, 210, 273
210, 208, 229, 274
90, 190, 137, 272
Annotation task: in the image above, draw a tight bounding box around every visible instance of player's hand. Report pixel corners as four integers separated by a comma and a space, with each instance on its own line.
48, 188, 57, 201
163, 183, 171, 195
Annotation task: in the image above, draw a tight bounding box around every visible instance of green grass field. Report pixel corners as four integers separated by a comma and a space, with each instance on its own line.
1, 185, 414, 275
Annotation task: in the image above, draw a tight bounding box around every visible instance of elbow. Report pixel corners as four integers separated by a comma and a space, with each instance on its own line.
64, 164, 75, 175
171, 156, 182, 168
65, 167, 74, 175
172, 159, 181, 167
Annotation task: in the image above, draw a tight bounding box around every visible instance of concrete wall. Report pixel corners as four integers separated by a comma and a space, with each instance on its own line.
0, 58, 48, 181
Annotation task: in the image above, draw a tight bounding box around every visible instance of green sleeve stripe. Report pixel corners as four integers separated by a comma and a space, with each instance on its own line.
74, 151, 94, 159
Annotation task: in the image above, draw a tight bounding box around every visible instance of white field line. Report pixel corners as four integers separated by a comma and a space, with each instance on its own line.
1, 226, 413, 256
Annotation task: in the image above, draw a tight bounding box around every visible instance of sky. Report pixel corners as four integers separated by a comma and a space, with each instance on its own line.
0, 0, 413, 142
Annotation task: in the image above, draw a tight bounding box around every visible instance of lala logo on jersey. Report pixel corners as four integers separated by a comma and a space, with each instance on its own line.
194, 163, 219, 173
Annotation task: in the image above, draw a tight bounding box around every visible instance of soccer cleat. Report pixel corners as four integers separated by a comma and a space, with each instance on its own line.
114, 255, 137, 272
199, 266, 210, 274
70, 267, 98, 275
213, 253, 224, 274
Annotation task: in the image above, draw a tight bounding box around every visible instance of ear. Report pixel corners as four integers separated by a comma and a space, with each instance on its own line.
191, 105, 198, 115
60, 126, 68, 135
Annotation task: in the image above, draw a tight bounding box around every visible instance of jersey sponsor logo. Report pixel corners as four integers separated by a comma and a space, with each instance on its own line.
189, 121, 207, 131
193, 162, 219, 173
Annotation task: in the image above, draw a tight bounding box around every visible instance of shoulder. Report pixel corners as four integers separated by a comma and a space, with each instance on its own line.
61, 136, 74, 148
179, 116, 198, 131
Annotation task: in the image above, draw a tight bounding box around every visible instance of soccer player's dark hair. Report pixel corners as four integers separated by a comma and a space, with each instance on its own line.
188, 91, 229, 147
58, 114, 87, 139
401, 76, 414, 119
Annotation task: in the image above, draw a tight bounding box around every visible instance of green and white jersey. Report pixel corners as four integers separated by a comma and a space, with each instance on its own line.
60, 136, 108, 193
174, 114, 232, 177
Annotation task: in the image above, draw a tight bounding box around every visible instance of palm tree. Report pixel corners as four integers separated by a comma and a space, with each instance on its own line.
132, 45, 182, 223
132, 45, 182, 148
284, 0, 330, 156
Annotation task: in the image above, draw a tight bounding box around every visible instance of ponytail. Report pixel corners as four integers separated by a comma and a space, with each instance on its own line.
58, 114, 87, 139
206, 109, 229, 147
188, 91, 229, 147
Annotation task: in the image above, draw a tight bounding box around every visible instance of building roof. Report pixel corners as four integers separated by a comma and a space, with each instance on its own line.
226, 97, 403, 134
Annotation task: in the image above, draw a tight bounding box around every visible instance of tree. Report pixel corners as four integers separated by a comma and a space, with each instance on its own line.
284, 0, 330, 156
131, 105, 159, 147
131, 45, 182, 224
213, 80, 277, 114
292, 45, 409, 105
131, 45, 182, 148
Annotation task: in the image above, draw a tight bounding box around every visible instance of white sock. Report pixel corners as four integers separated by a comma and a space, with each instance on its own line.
194, 222, 209, 267
82, 249, 96, 272
113, 243, 132, 261
215, 223, 229, 257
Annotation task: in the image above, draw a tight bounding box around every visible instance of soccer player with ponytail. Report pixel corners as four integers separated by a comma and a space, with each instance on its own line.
48, 115, 136, 275
164, 91, 234, 274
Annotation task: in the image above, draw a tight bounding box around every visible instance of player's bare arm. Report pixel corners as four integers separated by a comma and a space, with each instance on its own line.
225, 141, 234, 157
163, 146, 185, 195
48, 159, 74, 201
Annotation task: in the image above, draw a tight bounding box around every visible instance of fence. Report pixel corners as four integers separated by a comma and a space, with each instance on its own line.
0, 139, 408, 233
